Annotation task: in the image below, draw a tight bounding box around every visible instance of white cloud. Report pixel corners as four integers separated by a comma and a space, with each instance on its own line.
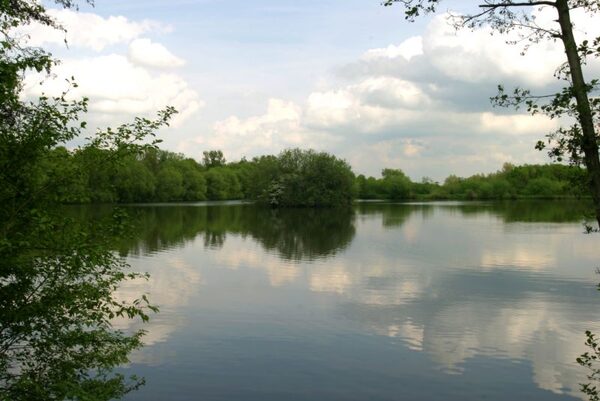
304, 81, 423, 133
20, 8, 167, 51
185, 98, 350, 160
21, 9, 200, 129
422, 13, 564, 86
403, 140, 424, 157
191, 98, 337, 160
362, 36, 423, 61
201, 99, 299, 155
305, 89, 357, 128
479, 112, 558, 135
353, 77, 430, 109
24, 54, 202, 127
129, 38, 185, 69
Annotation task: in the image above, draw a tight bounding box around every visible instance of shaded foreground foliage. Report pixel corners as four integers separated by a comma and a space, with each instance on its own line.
1, 0, 161, 399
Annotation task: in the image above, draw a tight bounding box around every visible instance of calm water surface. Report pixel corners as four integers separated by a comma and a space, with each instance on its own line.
101, 201, 600, 400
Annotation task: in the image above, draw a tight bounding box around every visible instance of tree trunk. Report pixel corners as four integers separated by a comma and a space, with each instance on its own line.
555, 0, 600, 228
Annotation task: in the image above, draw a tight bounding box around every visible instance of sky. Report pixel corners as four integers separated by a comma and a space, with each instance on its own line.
20, 0, 600, 181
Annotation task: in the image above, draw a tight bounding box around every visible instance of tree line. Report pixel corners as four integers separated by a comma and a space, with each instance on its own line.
44, 145, 589, 205
43, 147, 357, 206
356, 163, 588, 201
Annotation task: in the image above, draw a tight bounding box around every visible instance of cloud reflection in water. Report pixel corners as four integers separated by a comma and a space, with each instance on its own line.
100, 201, 599, 400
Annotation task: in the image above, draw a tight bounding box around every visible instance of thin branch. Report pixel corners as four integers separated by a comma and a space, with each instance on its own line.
479, 1, 557, 8
509, 21, 562, 38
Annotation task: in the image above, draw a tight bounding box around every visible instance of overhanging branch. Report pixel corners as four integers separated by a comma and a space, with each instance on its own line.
479, 1, 557, 8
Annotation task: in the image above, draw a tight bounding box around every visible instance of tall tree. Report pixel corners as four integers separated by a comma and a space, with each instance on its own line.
384, 0, 600, 227
203, 150, 226, 168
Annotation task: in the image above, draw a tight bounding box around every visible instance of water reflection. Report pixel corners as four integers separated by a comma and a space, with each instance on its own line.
357, 199, 591, 225
67, 200, 591, 260
117, 204, 357, 261
113, 255, 203, 349
338, 269, 599, 396
69, 201, 600, 401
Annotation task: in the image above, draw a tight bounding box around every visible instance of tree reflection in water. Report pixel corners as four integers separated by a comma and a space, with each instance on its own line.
84, 204, 358, 262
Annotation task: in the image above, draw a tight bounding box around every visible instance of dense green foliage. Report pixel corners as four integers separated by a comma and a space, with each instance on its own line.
357, 163, 587, 201
40, 144, 589, 205
44, 147, 357, 206
255, 149, 356, 207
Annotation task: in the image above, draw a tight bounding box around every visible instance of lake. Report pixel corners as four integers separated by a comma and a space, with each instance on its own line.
99, 200, 600, 401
